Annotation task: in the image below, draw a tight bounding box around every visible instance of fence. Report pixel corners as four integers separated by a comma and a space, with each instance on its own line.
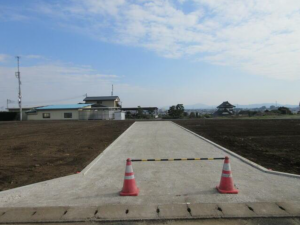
78, 109, 116, 120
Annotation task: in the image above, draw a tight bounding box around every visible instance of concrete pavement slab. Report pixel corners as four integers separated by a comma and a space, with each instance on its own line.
30, 207, 69, 222
60, 206, 97, 221
247, 202, 289, 217
217, 203, 256, 218
188, 203, 222, 218
158, 204, 191, 219
0, 203, 299, 224
0, 208, 37, 223
95, 205, 158, 220
3, 218, 300, 225
277, 202, 300, 215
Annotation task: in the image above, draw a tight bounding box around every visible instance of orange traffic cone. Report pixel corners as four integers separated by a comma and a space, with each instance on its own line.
120, 158, 139, 196
216, 156, 238, 194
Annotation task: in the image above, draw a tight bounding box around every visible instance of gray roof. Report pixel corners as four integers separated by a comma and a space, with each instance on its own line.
217, 101, 235, 109
84, 96, 119, 101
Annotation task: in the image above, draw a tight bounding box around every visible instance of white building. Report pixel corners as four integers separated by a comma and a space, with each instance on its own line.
26, 103, 126, 121
27, 104, 92, 120
25, 96, 126, 121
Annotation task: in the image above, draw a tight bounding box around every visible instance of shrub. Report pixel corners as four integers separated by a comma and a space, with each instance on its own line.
0, 112, 18, 121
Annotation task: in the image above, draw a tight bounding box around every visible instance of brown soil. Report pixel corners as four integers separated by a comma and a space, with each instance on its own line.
0, 120, 134, 191
175, 119, 300, 175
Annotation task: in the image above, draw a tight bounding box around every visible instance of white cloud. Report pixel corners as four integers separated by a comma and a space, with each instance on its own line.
0, 54, 10, 63
30, 0, 300, 80
0, 56, 160, 108
24, 55, 44, 59
0, 6, 29, 21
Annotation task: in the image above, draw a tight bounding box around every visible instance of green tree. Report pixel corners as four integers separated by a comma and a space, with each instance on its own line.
147, 108, 155, 118
137, 106, 144, 118
168, 104, 184, 118
278, 107, 292, 115
189, 112, 196, 118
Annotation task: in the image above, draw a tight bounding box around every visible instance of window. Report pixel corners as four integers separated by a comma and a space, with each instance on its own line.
97, 101, 102, 104
43, 113, 50, 118
64, 113, 72, 118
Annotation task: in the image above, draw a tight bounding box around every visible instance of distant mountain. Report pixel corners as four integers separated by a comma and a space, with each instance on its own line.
162, 102, 299, 110
236, 103, 298, 109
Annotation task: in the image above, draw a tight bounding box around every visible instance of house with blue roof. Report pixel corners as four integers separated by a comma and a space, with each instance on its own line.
26, 95, 125, 121
26, 104, 93, 120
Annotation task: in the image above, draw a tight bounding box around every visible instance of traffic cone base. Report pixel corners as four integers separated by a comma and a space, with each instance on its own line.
120, 188, 139, 196
120, 158, 139, 196
216, 185, 238, 194
217, 156, 239, 194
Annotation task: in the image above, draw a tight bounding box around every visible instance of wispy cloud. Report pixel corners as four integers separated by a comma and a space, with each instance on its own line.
0, 5, 29, 21
24, 55, 44, 60
0, 62, 120, 89
26, 0, 300, 80
0, 54, 11, 63
0, 54, 159, 108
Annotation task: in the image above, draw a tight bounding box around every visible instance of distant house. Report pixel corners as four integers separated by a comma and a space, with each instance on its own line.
25, 96, 126, 121
26, 104, 93, 120
83, 96, 121, 108
213, 101, 236, 116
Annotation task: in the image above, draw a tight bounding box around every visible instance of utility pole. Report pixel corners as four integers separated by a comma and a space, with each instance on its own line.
15, 56, 22, 121
111, 84, 114, 96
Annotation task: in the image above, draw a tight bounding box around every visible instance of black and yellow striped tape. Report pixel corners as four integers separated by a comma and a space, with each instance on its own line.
131, 157, 225, 162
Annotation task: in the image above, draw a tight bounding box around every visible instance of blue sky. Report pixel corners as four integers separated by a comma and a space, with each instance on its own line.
1, 0, 300, 109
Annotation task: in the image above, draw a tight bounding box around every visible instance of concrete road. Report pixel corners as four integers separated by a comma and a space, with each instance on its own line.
0, 121, 299, 207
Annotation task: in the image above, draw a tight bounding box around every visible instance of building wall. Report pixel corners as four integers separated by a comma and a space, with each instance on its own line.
27, 110, 79, 120
85, 100, 116, 107
114, 112, 125, 120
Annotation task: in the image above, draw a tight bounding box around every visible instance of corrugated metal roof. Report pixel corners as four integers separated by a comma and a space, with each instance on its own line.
84, 96, 119, 101
36, 104, 92, 110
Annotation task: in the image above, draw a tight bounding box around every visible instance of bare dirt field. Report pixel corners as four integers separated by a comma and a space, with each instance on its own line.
175, 119, 300, 175
0, 120, 134, 191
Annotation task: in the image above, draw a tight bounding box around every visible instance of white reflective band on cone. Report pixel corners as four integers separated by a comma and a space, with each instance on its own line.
125, 175, 135, 180
125, 166, 133, 173
222, 173, 232, 177
223, 163, 231, 171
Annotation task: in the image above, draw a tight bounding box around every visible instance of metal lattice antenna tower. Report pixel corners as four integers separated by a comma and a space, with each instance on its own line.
15, 56, 22, 121
111, 84, 114, 96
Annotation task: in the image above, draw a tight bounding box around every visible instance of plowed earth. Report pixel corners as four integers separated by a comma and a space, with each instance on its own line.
175, 119, 300, 175
0, 121, 133, 191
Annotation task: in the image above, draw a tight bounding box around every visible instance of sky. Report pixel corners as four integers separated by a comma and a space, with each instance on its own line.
0, 0, 300, 109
